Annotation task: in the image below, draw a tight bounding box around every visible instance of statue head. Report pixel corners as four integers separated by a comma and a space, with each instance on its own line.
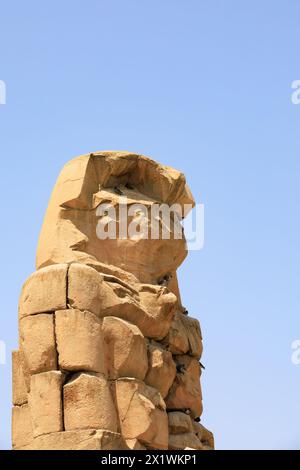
36, 151, 194, 284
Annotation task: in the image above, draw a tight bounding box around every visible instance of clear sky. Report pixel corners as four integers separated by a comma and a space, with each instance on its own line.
1, 0, 300, 450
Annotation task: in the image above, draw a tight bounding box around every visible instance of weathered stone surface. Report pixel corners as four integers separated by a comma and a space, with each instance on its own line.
19, 348, 31, 392
68, 263, 106, 316
64, 373, 118, 432
68, 264, 146, 325
163, 311, 203, 358
145, 341, 176, 398
68, 263, 176, 340
193, 422, 214, 449
36, 152, 194, 284
55, 309, 105, 373
138, 285, 177, 339
17, 430, 128, 450
102, 316, 148, 380
29, 371, 63, 437
19, 264, 67, 319
20, 314, 57, 374
169, 433, 203, 450
12, 350, 28, 405
165, 356, 202, 418
114, 378, 168, 449
12, 404, 33, 448
168, 411, 193, 434
182, 315, 203, 358
193, 420, 202, 439
164, 312, 188, 355
125, 439, 146, 450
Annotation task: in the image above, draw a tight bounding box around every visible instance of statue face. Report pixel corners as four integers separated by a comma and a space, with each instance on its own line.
85, 185, 188, 283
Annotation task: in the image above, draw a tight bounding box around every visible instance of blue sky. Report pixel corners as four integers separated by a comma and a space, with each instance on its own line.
1, 0, 300, 450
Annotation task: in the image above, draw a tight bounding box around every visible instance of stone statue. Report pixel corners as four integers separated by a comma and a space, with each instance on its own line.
12, 151, 214, 450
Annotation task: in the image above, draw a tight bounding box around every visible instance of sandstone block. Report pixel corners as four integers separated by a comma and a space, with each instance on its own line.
164, 312, 189, 354
168, 411, 193, 434
138, 285, 177, 339
67, 263, 106, 316
182, 315, 203, 358
169, 432, 203, 450
165, 355, 202, 418
19, 264, 67, 319
194, 422, 214, 449
145, 341, 176, 398
114, 378, 168, 450
163, 311, 203, 358
29, 430, 127, 450
14, 430, 128, 450
68, 263, 176, 339
183, 315, 203, 359
12, 350, 28, 405
64, 373, 118, 432
55, 309, 105, 373
125, 439, 147, 450
102, 316, 148, 380
68, 264, 146, 325
19, 349, 31, 393
29, 371, 63, 437
20, 313, 57, 374
12, 404, 33, 449
193, 420, 202, 439
69, 430, 127, 450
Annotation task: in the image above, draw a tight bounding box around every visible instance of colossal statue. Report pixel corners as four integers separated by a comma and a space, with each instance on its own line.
12, 151, 214, 450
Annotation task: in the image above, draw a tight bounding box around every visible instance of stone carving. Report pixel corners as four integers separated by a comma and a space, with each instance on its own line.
12, 151, 214, 450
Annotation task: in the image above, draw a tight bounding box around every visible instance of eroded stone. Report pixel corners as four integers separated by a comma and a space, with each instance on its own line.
29, 371, 63, 437
169, 432, 203, 450
36, 152, 194, 282
165, 356, 202, 418
55, 309, 105, 373
64, 373, 118, 432
168, 411, 193, 434
29, 430, 127, 450
145, 341, 176, 398
68, 263, 176, 339
125, 439, 146, 450
194, 422, 214, 449
163, 311, 203, 358
19, 264, 67, 319
12, 350, 28, 405
114, 378, 168, 450
20, 314, 57, 374
102, 316, 148, 380
12, 404, 33, 449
